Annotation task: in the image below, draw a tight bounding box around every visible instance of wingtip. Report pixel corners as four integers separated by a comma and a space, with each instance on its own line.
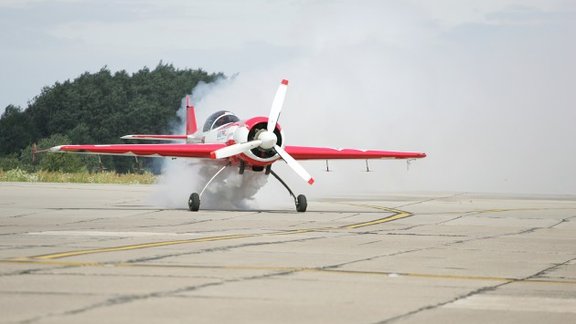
49, 145, 63, 152
281, 79, 289, 85
308, 178, 315, 185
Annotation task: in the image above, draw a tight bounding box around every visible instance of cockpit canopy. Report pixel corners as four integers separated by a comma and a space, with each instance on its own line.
203, 110, 240, 132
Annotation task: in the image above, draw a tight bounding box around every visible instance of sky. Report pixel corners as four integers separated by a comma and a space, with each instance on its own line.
1, 0, 575, 196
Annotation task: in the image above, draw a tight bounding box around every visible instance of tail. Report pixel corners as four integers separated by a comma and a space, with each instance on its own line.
186, 95, 198, 135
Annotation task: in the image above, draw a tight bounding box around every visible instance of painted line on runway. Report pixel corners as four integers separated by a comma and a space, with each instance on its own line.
319, 268, 576, 286
14, 203, 409, 261
28, 233, 256, 260
341, 205, 413, 229
2, 258, 576, 286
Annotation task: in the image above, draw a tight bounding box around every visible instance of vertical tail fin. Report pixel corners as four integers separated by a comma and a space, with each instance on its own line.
185, 95, 198, 135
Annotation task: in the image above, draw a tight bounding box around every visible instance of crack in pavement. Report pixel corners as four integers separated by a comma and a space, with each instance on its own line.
16, 268, 299, 324
125, 235, 328, 264
371, 256, 576, 324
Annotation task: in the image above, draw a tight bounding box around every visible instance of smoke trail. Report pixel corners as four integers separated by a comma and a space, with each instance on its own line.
152, 77, 271, 210
154, 1, 576, 206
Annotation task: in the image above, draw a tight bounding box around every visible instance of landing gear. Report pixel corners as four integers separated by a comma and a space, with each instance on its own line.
239, 160, 245, 175
188, 193, 200, 211
270, 170, 307, 212
296, 194, 307, 213
188, 164, 230, 212
186, 163, 308, 213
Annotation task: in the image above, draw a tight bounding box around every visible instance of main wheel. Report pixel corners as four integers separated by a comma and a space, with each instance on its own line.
296, 194, 307, 212
188, 193, 200, 211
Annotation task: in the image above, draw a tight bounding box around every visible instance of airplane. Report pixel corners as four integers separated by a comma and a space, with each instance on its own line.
50, 79, 426, 212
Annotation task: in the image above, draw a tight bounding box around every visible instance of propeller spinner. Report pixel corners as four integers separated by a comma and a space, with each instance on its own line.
211, 79, 314, 185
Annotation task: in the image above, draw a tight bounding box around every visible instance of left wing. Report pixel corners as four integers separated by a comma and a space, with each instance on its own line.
284, 146, 426, 160
50, 143, 226, 158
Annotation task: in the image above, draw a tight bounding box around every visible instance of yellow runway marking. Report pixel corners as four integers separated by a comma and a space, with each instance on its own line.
14, 203, 410, 261
30, 233, 256, 260
15, 204, 569, 261
341, 205, 412, 229
2, 258, 575, 286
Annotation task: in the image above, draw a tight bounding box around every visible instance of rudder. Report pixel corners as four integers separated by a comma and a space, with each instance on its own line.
186, 95, 198, 135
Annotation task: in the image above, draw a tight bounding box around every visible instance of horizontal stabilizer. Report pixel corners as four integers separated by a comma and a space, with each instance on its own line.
121, 134, 188, 141
50, 143, 226, 158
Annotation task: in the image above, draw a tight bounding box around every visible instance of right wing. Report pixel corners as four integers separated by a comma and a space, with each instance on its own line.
50, 143, 226, 158
284, 146, 426, 160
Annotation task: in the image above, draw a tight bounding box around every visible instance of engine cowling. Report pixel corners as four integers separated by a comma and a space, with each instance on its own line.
239, 117, 284, 166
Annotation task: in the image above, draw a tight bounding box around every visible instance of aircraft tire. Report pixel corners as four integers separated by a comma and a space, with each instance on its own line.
188, 193, 200, 211
296, 194, 307, 212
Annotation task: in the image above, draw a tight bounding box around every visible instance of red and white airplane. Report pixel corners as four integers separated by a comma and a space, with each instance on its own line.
50, 79, 426, 212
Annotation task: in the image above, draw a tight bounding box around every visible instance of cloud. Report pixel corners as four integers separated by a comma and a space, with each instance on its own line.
2, 0, 575, 196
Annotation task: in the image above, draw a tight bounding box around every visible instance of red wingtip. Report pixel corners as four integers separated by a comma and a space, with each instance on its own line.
308, 178, 315, 185
281, 79, 289, 85
210, 151, 216, 159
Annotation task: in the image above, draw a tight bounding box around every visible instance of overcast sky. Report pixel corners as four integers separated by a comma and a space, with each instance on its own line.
1, 0, 575, 194
1, 0, 573, 111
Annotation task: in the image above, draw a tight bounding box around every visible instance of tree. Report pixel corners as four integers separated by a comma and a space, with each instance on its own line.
0, 63, 224, 172
0, 105, 37, 155
20, 134, 86, 172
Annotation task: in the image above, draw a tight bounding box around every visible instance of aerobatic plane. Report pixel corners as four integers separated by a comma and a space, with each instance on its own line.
50, 79, 426, 212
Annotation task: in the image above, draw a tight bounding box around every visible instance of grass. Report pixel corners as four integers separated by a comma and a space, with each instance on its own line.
0, 168, 156, 184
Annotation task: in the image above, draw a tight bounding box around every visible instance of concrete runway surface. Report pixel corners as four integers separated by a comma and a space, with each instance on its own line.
1, 182, 575, 323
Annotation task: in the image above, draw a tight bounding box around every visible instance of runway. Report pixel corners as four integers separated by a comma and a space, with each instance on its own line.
1, 182, 575, 323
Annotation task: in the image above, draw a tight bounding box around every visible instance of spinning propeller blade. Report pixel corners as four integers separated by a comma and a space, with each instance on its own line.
211, 140, 262, 159
275, 145, 314, 185
267, 79, 288, 132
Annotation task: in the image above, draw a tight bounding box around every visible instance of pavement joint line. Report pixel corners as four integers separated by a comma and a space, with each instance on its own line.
10, 203, 411, 261
2, 258, 576, 285
20, 203, 547, 263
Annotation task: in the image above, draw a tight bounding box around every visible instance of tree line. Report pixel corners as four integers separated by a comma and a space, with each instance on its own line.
0, 63, 223, 173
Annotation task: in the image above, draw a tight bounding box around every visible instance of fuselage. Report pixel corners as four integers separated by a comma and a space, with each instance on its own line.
198, 115, 285, 168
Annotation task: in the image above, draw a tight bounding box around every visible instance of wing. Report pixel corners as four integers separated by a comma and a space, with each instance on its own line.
50, 143, 226, 158
284, 146, 426, 160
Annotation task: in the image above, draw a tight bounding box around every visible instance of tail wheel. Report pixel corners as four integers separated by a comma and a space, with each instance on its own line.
188, 193, 200, 211
296, 194, 307, 212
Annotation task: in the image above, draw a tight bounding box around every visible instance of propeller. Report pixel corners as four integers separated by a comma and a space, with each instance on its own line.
211, 140, 262, 159
267, 79, 288, 132
274, 145, 314, 184
211, 79, 314, 185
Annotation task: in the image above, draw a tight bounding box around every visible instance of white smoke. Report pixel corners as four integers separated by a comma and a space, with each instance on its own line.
152, 77, 278, 210
152, 158, 270, 210
153, 1, 576, 209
